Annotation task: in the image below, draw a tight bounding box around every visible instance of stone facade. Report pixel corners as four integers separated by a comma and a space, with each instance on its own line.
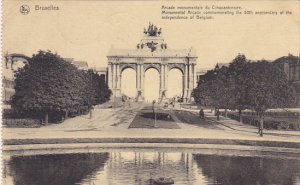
64, 58, 89, 70
2, 54, 29, 106
106, 24, 197, 102
274, 54, 300, 107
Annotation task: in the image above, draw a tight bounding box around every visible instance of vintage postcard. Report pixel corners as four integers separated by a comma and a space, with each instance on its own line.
1, 0, 300, 184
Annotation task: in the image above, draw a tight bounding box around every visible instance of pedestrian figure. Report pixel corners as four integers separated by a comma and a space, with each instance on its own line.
258, 126, 262, 135
89, 106, 94, 119
258, 116, 264, 137
152, 100, 157, 127
199, 109, 204, 119
172, 97, 176, 108
128, 98, 131, 108
216, 109, 220, 121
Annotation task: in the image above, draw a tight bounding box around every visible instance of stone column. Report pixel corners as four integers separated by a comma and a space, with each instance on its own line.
182, 73, 185, 98
162, 65, 165, 89
113, 64, 116, 87
116, 64, 121, 97
112, 64, 116, 97
7, 56, 13, 71
114, 64, 118, 97
188, 64, 193, 100
108, 64, 113, 90
160, 66, 162, 89
106, 68, 109, 86
193, 64, 197, 89
111, 63, 116, 97
136, 64, 141, 90
164, 65, 168, 96
141, 65, 145, 100
160, 65, 165, 101
136, 64, 141, 101
183, 64, 188, 101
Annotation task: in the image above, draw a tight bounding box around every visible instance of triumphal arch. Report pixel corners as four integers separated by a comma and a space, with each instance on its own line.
107, 23, 197, 102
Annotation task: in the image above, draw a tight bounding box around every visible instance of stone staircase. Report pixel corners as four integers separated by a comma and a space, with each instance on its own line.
94, 98, 124, 109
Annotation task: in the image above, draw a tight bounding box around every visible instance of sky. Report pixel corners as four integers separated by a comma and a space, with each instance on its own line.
3, 0, 300, 70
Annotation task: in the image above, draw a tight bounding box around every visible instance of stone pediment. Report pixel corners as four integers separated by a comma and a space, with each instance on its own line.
107, 48, 197, 58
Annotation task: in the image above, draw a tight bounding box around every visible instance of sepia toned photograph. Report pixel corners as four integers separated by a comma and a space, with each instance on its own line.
1, 0, 300, 184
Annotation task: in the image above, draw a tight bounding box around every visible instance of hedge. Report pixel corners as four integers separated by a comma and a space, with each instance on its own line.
222, 112, 300, 131
3, 119, 43, 128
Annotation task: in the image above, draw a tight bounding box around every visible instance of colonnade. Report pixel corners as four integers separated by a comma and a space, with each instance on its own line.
108, 62, 196, 102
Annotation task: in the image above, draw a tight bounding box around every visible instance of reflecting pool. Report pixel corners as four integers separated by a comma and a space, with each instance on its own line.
3, 151, 300, 185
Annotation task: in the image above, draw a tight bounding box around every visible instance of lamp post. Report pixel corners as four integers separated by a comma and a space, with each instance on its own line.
89, 69, 93, 119
152, 100, 157, 128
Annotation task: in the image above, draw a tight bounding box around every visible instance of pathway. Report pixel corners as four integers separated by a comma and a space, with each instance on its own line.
3, 104, 300, 145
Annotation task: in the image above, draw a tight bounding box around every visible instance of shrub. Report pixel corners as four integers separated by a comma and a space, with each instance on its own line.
3, 119, 42, 128
222, 111, 300, 131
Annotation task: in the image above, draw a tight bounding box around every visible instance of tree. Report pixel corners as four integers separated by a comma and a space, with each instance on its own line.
193, 54, 249, 119
192, 54, 296, 137
204, 66, 227, 120
214, 66, 236, 117
192, 68, 218, 107
11, 51, 90, 123
192, 64, 235, 119
227, 54, 251, 122
246, 60, 296, 136
85, 70, 112, 106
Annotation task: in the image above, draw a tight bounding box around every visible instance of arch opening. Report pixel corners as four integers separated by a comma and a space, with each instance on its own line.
121, 68, 136, 98
144, 68, 160, 102
167, 68, 183, 99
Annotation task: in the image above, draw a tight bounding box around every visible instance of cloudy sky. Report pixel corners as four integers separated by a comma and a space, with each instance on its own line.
3, 0, 300, 69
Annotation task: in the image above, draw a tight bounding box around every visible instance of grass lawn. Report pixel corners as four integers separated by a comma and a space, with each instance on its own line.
129, 109, 180, 129
173, 110, 219, 129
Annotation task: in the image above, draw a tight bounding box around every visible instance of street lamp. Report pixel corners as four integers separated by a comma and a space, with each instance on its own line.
89, 69, 93, 119
152, 100, 157, 128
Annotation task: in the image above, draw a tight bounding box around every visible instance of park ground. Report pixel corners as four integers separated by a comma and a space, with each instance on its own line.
3, 102, 300, 156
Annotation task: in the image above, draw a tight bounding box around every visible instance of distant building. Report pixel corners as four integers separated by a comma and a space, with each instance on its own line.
216, 63, 229, 68
2, 53, 29, 108
196, 68, 210, 83
274, 54, 300, 82
64, 58, 89, 70
274, 54, 300, 107
95, 67, 108, 85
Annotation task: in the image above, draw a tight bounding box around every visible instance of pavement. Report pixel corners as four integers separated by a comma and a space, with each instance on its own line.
2, 102, 300, 154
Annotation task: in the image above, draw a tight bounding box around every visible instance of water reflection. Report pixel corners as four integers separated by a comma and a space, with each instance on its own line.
193, 154, 300, 185
5, 153, 109, 185
104, 152, 197, 185
3, 151, 300, 185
